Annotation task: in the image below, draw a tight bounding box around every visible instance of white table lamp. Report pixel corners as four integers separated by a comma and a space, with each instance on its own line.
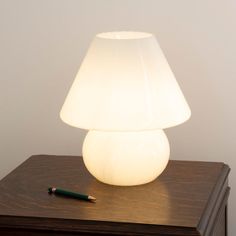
60, 31, 191, 186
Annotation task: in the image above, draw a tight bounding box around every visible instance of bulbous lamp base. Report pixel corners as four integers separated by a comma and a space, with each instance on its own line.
82, 130, 170, 186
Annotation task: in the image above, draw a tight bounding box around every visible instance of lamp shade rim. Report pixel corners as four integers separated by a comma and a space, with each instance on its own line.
60, 109, 191, 131
96, 31, 153, 40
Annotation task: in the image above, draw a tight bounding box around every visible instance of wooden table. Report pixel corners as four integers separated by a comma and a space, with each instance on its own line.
0, 155, 230, 236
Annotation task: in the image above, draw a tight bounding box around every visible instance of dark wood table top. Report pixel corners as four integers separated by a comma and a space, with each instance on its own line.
0, 155, 230, 235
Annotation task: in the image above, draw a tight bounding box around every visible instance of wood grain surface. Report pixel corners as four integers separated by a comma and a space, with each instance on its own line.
0, 155, 230, 236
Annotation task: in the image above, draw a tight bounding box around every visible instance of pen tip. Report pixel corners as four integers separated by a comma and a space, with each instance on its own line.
88, 196, 96, 202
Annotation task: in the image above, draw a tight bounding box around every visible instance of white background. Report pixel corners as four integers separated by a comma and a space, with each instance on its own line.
0, 0, 235, 234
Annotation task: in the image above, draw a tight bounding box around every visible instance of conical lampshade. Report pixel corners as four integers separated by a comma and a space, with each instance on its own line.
60, 31, 191, 131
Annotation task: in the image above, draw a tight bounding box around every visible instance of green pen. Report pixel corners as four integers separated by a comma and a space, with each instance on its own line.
48, 187, 96, 203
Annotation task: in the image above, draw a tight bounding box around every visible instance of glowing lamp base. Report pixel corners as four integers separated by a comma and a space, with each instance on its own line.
82, 130, 170, 186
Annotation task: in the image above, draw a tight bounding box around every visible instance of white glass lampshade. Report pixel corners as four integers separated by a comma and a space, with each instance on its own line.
60, 32, 191, 131
60, 31, 191, 186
